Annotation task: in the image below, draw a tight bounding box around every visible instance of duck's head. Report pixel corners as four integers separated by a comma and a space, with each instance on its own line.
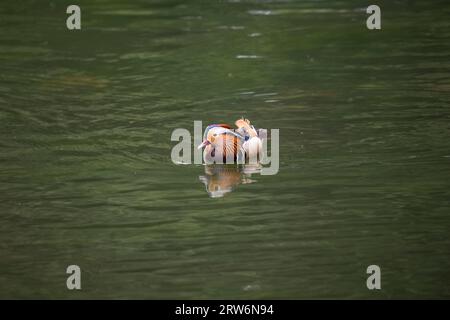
197, 124, 234, 149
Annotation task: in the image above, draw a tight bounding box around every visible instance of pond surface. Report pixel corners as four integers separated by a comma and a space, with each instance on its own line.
1, 0, 450, 298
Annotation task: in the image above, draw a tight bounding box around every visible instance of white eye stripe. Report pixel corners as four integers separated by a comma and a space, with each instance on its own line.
205, 127, 245, 141
217, 129, 244, 140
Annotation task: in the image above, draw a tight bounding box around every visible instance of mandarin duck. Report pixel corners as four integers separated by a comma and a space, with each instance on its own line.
198, 118, 263, 164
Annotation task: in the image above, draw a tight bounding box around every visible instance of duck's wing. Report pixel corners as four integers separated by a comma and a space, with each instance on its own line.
235, 118, 258, 138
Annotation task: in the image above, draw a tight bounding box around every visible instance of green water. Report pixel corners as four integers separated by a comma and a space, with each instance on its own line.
1, 0, 450, 299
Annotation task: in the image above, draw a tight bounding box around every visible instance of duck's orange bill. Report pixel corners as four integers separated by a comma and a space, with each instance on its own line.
198, 140, 210, 149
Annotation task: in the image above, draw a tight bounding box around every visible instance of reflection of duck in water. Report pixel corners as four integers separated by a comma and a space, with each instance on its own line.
198, 118, 263, 164
199, 164, 260, 198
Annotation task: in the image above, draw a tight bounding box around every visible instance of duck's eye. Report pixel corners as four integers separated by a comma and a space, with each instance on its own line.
213, 134, 217, 136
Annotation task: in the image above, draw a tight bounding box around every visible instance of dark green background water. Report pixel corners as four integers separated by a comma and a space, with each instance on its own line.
1, 0, 449, 298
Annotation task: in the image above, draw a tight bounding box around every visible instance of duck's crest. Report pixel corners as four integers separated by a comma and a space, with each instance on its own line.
203, 123, 232, 139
